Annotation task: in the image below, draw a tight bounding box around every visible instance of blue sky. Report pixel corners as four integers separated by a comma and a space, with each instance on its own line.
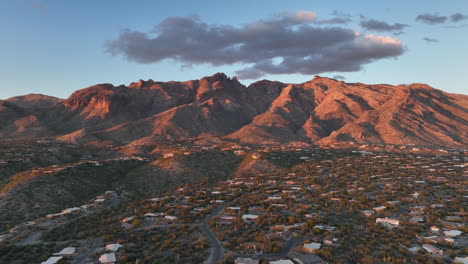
1, 0, 467, 99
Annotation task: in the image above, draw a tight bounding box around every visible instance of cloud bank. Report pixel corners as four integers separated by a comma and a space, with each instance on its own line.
106, 11, 404, 79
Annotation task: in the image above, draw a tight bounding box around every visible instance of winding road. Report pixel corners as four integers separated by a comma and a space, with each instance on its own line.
200, 204, 226, 264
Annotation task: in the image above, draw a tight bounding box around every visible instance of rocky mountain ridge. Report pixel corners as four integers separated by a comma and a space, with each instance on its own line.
1, 73, 467, 148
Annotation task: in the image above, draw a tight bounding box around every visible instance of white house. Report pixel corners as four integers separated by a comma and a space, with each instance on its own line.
376, 217, 400, 226
242, 214, 259, 221
454, 257, 468, 264
41, 256, 63, 264
235, 257, 260, 264
53, 247, 76, 257
99, 253, 116, 264
444, 230, 463, 237
269, 260, 294, 264
62, 207, 81, 214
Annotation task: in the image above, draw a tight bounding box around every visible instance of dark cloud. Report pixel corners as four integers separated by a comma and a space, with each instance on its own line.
332, 75, 346, 80
360, 19, 408, 32
106, 11, 404, 79
416, 13, 447, 24
423, 37, 439, 43
450, 13, 468, 22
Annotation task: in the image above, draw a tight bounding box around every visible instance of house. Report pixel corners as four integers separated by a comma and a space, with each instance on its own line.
235, 257, 260, 264
53, 247, 76, 257
362, 210, 374, 217
289, 252, 325, 264
41, 256, 63, 264
242, 214, 259, 221
454, 257, 468, 264
144, 212, 164, 218
422, 244, 443, 255
164, 215, 177, 221
121, 216, 134, 223
94, 198, 105, 203
269, 259, 294, 264
99, 253, 116, 264
430, 226, 440, 233
444, 230, 463, 237
376, 217, 400, 227
303, 242, 321, 253
163, 153, 174, 158
62, 207, 81, 214
410, 216, 425, 223
373, 206, 386, 212
314, 224, 336, 231
105, 243, 123, 252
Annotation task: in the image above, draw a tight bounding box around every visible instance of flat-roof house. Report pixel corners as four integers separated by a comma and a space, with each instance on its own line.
41, 256, 63, 264
422, 244, 443, 255
242, 214, 259, 221
303, 242, 321, 253
99, 253, 116, 264
373, 206, 386, 212
105, 243, 123, 252
62, 207, 81, 214
269, 259, 294, 264
53, 247, 76, 257
444, 230, 463, 237
235, 257, 260, 264
454, 257, 468, 264
376, 218, 400, 227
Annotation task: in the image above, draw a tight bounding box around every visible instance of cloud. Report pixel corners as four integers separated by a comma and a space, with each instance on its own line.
106, 11, 404, 79
332, 75, 346, 80
316, 10, 352, 24
416, 13, 447, 24
450, 13, 468, 22
360, 19, 408, 32
316, 17, 352, 24
423, 37, 439, 43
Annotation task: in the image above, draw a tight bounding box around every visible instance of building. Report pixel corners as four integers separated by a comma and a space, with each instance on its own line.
270, 260, 294, 264
454, 257, 468, 264
99, 253, 116, 264
105, 243, 123, 252
422, 244, 443, 255
444, 230, 463, 237
41, 256, 63, 264
376, 217, 399, 227
242, 214, 259, 221
303, 242, 321, 253
53, 247, 76, 257
235, 257, 260, 264
373, 206, 387, 212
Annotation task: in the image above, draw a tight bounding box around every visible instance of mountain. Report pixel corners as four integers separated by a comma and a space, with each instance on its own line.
1, 73, 467, 148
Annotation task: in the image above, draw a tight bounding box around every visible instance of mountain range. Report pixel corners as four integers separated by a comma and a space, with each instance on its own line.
1, 73, 467, 148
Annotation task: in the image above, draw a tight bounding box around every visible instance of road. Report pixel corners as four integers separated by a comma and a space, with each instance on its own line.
200, 204, 226, 264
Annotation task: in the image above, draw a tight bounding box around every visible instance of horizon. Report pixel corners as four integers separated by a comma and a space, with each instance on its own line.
1, 0, 467, 99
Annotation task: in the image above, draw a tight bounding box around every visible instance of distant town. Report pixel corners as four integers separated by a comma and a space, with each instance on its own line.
0, 140, 466, 264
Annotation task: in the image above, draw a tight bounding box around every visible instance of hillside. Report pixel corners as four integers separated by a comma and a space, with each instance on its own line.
0, 73, 466, 148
